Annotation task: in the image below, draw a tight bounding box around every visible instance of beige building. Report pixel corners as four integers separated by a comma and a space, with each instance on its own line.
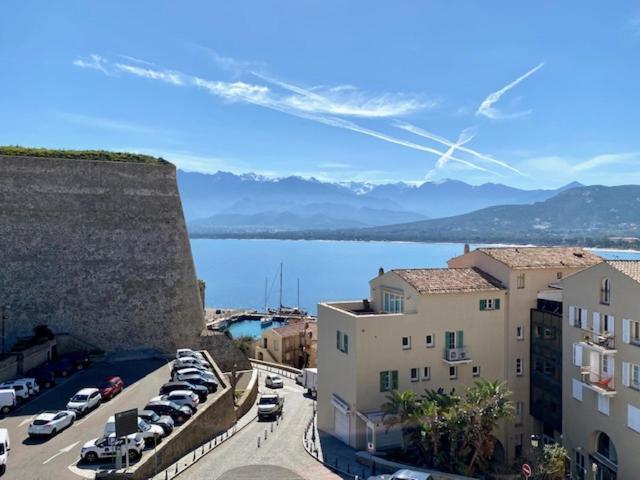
562, 260, 640, 480
318, 246, 602, 464
448, 247, 601, 458
255, 319, 317, 368
318, 267, 509, 457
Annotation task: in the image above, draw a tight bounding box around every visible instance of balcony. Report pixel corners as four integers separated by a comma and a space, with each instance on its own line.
579, 333, 616, 354
443, 346, 472, 364
580, 367, 616, 396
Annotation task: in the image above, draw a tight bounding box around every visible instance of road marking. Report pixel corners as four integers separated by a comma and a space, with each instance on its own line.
68, 459, 100, 479
18, 414, 38, 427
43, 441, 79, 464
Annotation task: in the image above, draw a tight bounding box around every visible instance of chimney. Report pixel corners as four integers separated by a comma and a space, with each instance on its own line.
463, 244, 470, 255
378, 267, 385, 276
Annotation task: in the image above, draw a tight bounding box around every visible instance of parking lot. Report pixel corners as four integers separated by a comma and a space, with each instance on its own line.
0, 358, 171, 480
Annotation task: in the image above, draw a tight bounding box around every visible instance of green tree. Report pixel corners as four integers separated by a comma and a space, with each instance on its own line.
381, 390, 422, 453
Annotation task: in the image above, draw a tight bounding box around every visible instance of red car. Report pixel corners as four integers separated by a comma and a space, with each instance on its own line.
98, 376, 124, 400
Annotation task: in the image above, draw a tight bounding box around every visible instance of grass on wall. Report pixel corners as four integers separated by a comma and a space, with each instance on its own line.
0, 146, 169, 165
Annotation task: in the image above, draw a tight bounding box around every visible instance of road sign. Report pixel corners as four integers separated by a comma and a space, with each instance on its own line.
115, 408, 138, 438
521, 463, 532, 478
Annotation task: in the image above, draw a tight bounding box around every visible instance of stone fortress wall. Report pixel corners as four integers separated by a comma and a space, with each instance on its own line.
0, 152, 245, 365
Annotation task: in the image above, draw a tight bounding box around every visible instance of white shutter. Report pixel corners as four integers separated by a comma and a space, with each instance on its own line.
572, 379, 583, 401
593, 312, 601, 334
598, 394, 610, 416
623, 319, 631, 344
609, 315, 615, 336
628, 404, 640, 433
569, 306, 575, 326
573, 344, 583, 367
581, 309, 588, 326
623, 362, 631, 387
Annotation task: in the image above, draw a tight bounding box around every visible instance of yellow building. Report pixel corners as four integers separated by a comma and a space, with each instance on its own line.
562, 260, 640, 480
255, 319, 317, 368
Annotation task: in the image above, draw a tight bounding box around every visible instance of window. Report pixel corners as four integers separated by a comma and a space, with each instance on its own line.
379, 370, 398, 392
336, 330, 349, 354
600, 278, 611, 305
425, 334, 435, 348
516, 358, 524, 376
383, 291, 404, 313
449, 366, 457, 379
422, 367, 431, 381
574, 451, 586, 480
479, 298, 501, 311
602, 314, 613, 335
515, 401, 523, 426
544, 360, 556, 377
445, 330, 464, 349
410, 368, 419, 382
262, 338, 267, 348
472, 365, 480, 377
631, 320, 640, 345
632, 364, 640, 390
516, 326, 524, 340
401, 336, 412, 350
517, 273, 525, 289
556, 272, 563, 280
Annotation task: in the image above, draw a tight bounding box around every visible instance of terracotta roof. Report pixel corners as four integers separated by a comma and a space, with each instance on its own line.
272, 320, 317, 338
392, 267, 504, 295
606, 260, 640, 284
476, 247, 602, 269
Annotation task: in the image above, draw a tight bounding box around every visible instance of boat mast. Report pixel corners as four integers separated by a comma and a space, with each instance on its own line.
264, 276, 268, 313
279, 262, 283, 311
297, 278, 300, 310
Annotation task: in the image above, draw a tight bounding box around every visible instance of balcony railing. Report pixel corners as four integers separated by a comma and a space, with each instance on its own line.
580, 333, 616, 351
443, 346, 471, 363
580, 367, 616, 394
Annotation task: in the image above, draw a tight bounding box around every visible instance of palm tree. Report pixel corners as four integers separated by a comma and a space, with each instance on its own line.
381, 390, 422, 453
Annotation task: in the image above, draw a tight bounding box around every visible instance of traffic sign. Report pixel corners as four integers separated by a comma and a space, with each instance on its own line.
521, 463, 532, 478
115, 408, 138, 438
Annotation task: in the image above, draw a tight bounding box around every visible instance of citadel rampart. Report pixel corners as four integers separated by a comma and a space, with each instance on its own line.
0, 151, 247, 367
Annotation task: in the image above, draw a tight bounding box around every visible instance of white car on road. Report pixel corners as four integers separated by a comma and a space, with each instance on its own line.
265, 374, 284, 389
368, 469, 433, 480
28, 410, 76, 437
66, 388, 101, 415
81, 433, 143, 463
173, 356, 210, 370
151, 390, 199, 412
176, 349, 206, 361
0, 429, 10, 475
0, 381, 30, 402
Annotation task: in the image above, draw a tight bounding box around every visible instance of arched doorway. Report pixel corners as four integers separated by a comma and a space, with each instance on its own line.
591, 431, 617, 480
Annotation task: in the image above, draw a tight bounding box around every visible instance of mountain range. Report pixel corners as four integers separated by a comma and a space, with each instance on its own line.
178, 170, 581, 234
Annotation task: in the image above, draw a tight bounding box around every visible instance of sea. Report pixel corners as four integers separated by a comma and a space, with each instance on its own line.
190, 239, 640, 316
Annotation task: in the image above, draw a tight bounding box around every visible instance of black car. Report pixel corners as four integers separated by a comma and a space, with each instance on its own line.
160, 382, 208, 402
61, 351, 91, 370
180, 375, 218, 393
26, 366, 56, 389
144, 401, 192, 424
139, 410, 174, 435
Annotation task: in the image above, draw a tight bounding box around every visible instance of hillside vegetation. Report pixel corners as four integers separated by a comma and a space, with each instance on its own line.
0, 146, 168, 165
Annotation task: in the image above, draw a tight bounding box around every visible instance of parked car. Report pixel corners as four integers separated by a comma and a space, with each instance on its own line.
265, 374, 284, 389
170, 361, 211, 375
175, 373, 217, 393
60, 351, 91, 370
144, 400, 192, 424
26, 366, 56, 389
0, 429, 10, 474
368, 469, 433, 480
176, 349, 205, 361
297, 368, 317, 397
104, 416, 164, 446
66, 388, 101, 415
47, 358, 76, 377
6, 378, 39, 396
138, 410, 174, 435
173, 356, 210, 370
150, 390, 199, 412
28, 410, 75, 438
160, 382, 208, 402
0, 381, 30, 402
98, 376, 124, 400
80, 433, 143, 463
257, 394, 284, 420
172, 367, 216, 383
0, 390, 16, 415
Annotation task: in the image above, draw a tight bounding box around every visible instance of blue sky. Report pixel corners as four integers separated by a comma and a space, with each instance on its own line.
1, 1, 639, 189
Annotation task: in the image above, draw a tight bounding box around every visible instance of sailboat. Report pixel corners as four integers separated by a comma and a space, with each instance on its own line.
267, 263, 308, 316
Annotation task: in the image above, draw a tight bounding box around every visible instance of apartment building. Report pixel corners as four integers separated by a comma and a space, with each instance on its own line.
448, 247, 601, 458
562, 260, 640, 480
318, 267, 509, 457
255, 320, 317, 368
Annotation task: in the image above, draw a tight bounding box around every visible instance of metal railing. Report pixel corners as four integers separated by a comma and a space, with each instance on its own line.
443, 346, 471, 362
580, 367, 616, 392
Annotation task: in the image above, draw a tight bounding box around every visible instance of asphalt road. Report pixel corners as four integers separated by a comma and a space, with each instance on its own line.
177, 368, 343, 480
0, 358, 170, 480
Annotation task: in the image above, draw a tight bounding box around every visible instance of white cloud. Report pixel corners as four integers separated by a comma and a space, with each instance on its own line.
114, 63, 185, 86
317, 162, 352, 169
476, 63, 544, 119
72, 54, 110, 76
573, 152, 640, 171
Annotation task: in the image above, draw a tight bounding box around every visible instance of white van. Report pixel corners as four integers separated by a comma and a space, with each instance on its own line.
103, 416, 164, 445
0, 428, 10, 474
0, 390, 16, 414
0, 381, 30, 402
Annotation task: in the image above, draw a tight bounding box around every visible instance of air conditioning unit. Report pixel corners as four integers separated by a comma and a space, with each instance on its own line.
449, 350, 458, 361
459, 351, 467, 360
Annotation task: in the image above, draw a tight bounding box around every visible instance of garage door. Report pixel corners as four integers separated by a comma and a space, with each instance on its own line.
334, 408, 350, 444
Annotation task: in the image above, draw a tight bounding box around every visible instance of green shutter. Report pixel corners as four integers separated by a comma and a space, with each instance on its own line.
379, 371, 388, 392
391, 370, 399, 390
343, 334, 349, 354
480, 299, 487, 311
457, 330, 464, 348
494, 298, 501, 310
336, 331, 341, 350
